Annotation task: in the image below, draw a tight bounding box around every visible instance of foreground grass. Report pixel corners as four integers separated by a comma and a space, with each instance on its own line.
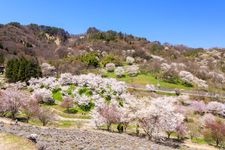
191, 137, 207, 144
0, 132, 36, 150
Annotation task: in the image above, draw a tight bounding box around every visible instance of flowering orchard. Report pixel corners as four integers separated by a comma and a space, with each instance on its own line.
1, 72, 225, 143
27, 73, 188, 138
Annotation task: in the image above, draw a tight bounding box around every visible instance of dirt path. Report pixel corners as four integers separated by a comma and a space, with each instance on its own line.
184, 139, 218, 150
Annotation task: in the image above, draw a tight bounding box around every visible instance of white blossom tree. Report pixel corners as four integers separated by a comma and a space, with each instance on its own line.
206, 101, 225, 116
105, 63, 116, 72
136, 97, 184, 140
0, 88, 30, 119
115, 67, 125, 78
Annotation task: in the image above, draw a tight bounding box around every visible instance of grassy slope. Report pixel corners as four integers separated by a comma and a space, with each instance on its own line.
105, 72, 193, 90
0, 132, 36, 150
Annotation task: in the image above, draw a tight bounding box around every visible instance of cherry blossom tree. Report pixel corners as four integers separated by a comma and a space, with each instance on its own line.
105, 63, 115, 72
36, 107, 54, 126
22, 99, 40, 122
92, 103, 122, 131
61, 97, 74, 112
176, 123, 188, 140
206, 101, 225, 116
58, 73, 73, 85
190, 100, 206, 115
32, 88, 54, 104
0, 88, 29, 119
115, 67, 125, 78
136, 97, 184, 140
202, 117, 225, 147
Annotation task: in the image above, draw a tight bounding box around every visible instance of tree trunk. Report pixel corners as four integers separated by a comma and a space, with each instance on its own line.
216, 138, 219, 147
107, 123, 111, 131
11, 112, 16, 120
167, 132, 172, 139
27, 116, 30, 123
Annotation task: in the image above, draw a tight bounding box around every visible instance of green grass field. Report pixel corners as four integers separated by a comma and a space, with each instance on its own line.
105, 72, 193, 90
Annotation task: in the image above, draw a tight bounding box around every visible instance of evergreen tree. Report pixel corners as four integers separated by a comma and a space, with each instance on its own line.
5, 60, 14, 81
18, 57, 27, 81
0, 53, 4, 65
5, 57, 42, 82
12, 59, 20, 82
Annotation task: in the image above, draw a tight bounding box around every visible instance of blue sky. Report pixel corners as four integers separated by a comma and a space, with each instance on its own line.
0, 0, 225, 48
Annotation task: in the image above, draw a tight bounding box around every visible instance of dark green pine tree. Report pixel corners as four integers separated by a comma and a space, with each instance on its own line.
18, 57, 27, 81
25, 58, 42, 82
0, 53, 4, 65
6, 57, 42, 83
5, 59, 14, 82
11, 59, 20, 82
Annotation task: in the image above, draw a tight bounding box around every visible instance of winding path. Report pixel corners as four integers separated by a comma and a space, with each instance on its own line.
128, 84, 225, 100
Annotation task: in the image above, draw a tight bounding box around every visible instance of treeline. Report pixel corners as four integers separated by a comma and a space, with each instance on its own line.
5, 57, 42, 82
5, 22, 70, 42
86, 27, 147, 42
28, 23, 70, 41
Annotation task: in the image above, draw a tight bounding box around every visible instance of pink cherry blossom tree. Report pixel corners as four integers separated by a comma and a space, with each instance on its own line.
0, 88, 29, 119
190, 100, 206, 115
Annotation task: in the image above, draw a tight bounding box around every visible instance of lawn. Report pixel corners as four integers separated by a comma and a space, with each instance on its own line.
49, 104, 91, 119
105, 72, 193, 90
52, 90, 63, 101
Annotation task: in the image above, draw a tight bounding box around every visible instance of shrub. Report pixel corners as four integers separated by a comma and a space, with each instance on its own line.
41, 63, 56, 77
87, 29, 117, 42
105, 63, 115, 72
161, 68, 180, 84
79, 52, 99, 67
67, 108, 78, 114
149, 43, 164, 55
79, 102, 94, 112
126, 56, 135, 65
115, 67, 125, 78
101, 54, 123, 67
126, 65, 139, 77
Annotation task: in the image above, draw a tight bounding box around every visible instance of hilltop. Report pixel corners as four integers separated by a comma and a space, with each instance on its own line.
1, 22, 225, 91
